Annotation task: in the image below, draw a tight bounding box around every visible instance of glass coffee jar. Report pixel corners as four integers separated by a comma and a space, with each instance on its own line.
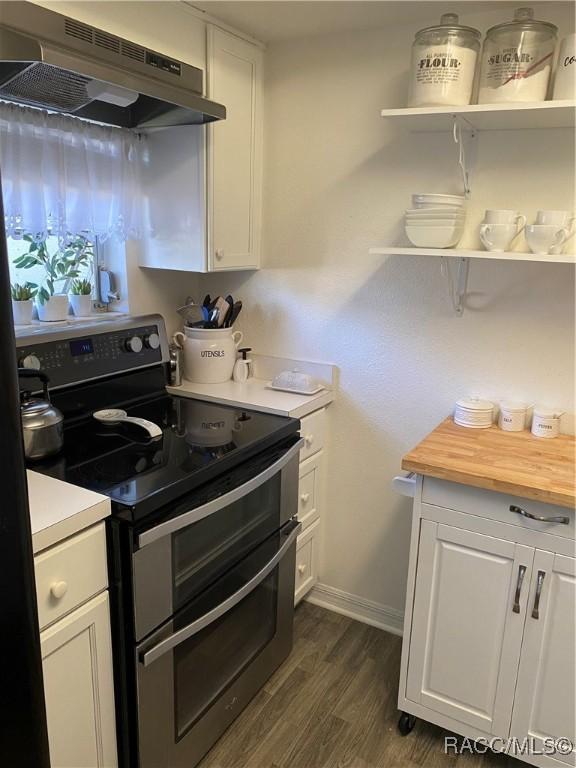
479, 8, 558, 103
408, 14, 481, 107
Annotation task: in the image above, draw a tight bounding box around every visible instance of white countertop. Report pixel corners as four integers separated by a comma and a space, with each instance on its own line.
27, 470, 111, 554
167, 378, 334, 419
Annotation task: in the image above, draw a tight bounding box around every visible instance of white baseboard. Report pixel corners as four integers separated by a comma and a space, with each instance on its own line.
306, 582, 404, 636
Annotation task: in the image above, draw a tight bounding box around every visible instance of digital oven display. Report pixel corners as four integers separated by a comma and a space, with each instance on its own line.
69, 338, 94, 357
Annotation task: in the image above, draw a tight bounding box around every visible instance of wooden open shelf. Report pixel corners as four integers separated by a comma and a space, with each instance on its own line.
379, 100, 576, 132
368, 247, 576, 264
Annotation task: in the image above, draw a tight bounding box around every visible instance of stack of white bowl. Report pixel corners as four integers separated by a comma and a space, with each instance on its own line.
405, 194, 466, 248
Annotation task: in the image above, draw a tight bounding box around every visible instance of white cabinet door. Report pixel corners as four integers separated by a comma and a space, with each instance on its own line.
207, 27, 263, 271
510, 552, 576, 766
407, 521, 534, 736
41, 593, 118, 768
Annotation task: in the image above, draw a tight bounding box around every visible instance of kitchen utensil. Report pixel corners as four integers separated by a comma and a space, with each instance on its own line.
270, 370, 325, 395
169, 343, 183, 387
531, 407, 564, 438
553, 33, 576, 99
93, 408, 163, 439
177, 300, 204, 326
408, 14, 480, 107
479, 223, 520, 252
405, 223, 464, 248
213, 295, 231, 327
227, 300, 243, 327
232, 347, 252, 383
173, 327, 244, 384
498, 401, 529, 432
525, 224, 569, 255
454, 397, 494, 428
479, 8, 557, 104
18, 369, 64, 459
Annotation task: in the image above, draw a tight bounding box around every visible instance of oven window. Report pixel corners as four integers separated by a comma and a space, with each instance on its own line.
174, 570, 278, 740
172, 474, 281, 610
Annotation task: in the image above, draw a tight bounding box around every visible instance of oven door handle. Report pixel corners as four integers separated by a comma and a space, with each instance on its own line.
137, 437, 304, 548
139, 520, 302, 668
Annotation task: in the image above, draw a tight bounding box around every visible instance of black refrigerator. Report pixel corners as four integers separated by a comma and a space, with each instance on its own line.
0, 177, 51, 766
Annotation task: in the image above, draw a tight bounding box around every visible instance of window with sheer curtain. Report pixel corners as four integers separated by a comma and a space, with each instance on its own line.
0, 101, 145, 291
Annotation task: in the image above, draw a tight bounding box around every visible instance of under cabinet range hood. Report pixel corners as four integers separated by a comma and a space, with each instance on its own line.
0, 2, 226, 128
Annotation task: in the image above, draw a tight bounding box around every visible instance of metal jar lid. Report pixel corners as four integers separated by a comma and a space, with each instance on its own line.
415, 13, 481, 41
486, 7, 558, 37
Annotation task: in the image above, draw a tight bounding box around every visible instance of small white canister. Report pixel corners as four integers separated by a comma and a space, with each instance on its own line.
498, 401, 528, 432
531, 407, 564, 439
454, 397, 495, 429
553, 33, 576, 100
173, 327, 244, 384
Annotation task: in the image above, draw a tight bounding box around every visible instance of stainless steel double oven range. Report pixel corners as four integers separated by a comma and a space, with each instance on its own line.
18, 315, 302, 767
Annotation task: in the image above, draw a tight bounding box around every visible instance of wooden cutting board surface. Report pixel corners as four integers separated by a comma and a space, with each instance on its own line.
402, 417, 575, 508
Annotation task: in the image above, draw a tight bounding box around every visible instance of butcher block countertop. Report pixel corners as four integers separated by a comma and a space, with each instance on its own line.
402, 418, 576, 509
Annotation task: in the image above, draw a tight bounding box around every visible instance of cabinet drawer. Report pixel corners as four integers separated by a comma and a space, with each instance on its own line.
299, 408, 326, 461
294, 519, 320, 605
35, 523, 108, 631
298, 452, 322, 531
422, 477, 575, 540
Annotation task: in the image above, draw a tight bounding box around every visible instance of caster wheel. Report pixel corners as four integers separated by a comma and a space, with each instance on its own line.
398, 711, 417, 736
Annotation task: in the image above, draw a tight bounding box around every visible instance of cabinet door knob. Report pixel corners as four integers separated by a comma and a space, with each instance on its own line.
305, 435, 314, 447
297, 564, 307, 575
50, 581, 68, 600
215, 248, 224, 261
300, 493, 310, 504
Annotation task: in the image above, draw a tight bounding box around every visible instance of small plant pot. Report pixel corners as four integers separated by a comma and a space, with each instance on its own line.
12, 299, 34, 326
69, 294, 93, 317
36, 294, 69, 322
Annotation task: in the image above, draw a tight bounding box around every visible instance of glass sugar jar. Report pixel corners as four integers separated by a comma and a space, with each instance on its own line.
479, 8, 558, 103
408, 14, 481, 107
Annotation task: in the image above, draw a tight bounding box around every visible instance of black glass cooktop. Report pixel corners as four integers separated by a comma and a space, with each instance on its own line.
30, 369, 299, 517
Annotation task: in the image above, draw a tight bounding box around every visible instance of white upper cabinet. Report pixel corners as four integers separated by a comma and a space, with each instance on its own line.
207, 28, 263, 271
510, 552, 576, 766
139, 25, 263, 273
407, 521, 534, 737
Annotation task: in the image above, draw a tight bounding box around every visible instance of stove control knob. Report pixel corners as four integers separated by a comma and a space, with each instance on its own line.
19, 354, 41, 370
144, 332, 160, 350
125, 336, 143, 353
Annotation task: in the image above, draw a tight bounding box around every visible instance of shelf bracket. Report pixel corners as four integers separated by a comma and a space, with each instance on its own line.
441, 256, 470, 316
452, 116, 477, 198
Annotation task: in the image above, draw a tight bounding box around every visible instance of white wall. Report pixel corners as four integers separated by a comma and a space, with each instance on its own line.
200, 2, 576, 624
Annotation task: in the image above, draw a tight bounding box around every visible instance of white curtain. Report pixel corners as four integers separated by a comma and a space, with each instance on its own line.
0, 101, 144, 241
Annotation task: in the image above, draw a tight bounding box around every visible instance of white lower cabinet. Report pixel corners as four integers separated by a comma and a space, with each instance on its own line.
35, 523, 118, 768
295, 519, 320, 605
400, 478, 576, 767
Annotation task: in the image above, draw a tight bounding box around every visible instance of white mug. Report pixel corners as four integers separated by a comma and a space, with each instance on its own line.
525, 224, 569, 256
173, 327, 243, 384
484, 209, 526, 229
535, 211, 575, 254
480, 223, 520, 252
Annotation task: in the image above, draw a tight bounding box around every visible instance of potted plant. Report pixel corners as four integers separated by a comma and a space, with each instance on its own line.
69, 279, 93, 317
11, 282, 37, 326
13, 235, 93, 322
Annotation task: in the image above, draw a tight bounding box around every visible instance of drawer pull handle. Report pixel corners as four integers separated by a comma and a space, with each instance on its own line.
510, 505, 569, 525
297, 564, 307, 575
300, 493, 310, 504
50, 581, 68, 600
304, 435, 314, 447
513, 565, 526, 614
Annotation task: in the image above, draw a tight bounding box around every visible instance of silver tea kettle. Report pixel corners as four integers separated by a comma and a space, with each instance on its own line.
18, 369, 64, 460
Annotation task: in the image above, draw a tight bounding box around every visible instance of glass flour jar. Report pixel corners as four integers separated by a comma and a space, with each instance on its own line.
408, 14, 481, 107
479, 8, 558, 103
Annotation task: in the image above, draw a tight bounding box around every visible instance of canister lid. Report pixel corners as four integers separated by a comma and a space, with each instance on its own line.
415, 13, 481, 40
500, 401, 528, 413
456, 397, 494, 411
486, 7, 557, 37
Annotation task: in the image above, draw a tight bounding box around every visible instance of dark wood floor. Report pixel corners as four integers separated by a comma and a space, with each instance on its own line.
199, 603, 514, 768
